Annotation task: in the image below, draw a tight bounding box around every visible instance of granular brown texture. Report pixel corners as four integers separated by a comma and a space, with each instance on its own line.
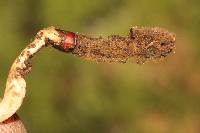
72, 27, 176, 64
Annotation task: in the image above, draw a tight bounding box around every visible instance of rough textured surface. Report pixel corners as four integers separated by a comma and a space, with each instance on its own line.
73, 34, 135, 63
130, 27, 176, 64
72, 27, 176, 64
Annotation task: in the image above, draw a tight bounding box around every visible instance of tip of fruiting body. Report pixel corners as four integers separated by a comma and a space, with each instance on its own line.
130, 27, 176, 64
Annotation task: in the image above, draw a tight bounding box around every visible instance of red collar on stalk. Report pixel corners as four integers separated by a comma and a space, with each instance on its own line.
54, 29, 77, 52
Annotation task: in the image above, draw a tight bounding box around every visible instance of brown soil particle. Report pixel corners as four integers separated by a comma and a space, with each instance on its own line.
72, 27, 176, 64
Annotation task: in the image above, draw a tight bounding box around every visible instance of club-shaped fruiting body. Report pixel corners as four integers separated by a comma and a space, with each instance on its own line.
0, 26, 176, 126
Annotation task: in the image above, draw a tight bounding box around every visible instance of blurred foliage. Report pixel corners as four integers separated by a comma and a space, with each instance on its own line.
1, 0, 200, 133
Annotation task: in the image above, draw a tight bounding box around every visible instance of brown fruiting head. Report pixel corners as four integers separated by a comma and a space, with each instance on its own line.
72, 27, 176, 64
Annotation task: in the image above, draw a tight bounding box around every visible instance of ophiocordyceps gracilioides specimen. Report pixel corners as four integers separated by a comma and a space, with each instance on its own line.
0, 26, 175, 124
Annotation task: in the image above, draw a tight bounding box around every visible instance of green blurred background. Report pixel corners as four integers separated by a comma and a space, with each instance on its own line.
1, 0, 200, 132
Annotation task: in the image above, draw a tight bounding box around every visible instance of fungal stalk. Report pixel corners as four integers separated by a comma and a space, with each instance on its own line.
0, 26, 175, 123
